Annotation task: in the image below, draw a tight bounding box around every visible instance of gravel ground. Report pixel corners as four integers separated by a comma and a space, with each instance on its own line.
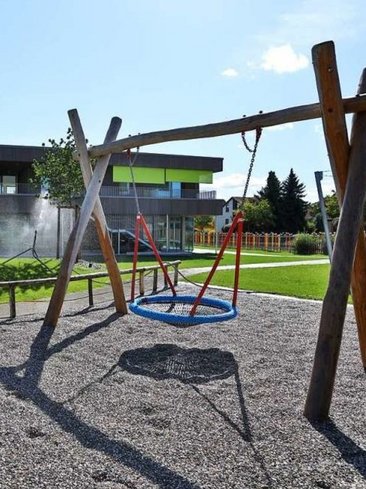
0, 285, 365, 488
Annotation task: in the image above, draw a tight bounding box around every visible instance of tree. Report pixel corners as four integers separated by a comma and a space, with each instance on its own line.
31, 128, 84, 207
241, 199, 275, 232
194, 215, 214, 232
307, 191, 340, 232
280, 168, 308, 233
256, 171, 282, 231
324, 191, 340, 219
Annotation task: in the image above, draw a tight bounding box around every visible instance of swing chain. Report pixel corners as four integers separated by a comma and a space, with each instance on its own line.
241, 126, 262, 201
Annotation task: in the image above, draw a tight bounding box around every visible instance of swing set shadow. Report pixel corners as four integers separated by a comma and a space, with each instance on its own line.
0, 312, 280, 487
1, 316, 201, 488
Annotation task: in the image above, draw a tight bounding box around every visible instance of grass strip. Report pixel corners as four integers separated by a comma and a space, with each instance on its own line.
189, 264, 331, 301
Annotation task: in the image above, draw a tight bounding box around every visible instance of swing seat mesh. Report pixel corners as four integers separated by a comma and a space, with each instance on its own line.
129, 294, 237, 326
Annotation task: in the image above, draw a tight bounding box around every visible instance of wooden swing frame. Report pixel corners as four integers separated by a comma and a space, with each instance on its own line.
43, 40, 366, 422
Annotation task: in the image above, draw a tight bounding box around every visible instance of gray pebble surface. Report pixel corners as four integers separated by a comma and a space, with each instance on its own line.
0, 285, 365, 488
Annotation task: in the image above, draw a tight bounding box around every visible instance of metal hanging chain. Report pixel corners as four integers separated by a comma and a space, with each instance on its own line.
241, 126, 262, 201
127, 147, 141, 215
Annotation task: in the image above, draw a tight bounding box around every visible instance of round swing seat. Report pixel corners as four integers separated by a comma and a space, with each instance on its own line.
129, 294, 238, 326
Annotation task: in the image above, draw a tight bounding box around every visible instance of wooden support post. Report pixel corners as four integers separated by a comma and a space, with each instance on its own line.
152, 269, 158, 292
88, 278, 94, 307
68, 109, 127, 315
9, 285, 16, 319
311, 42, 366, 369
304, 66, 366, 421
174, 264, 179, 286
304, 41, 366, 421
139, 270, 145, 296
43, 116, 122, 327
163, 266, 168, 288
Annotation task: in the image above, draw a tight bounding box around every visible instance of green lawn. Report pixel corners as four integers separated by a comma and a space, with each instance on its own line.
189, 263, 331, 301
0, 258, 111, 304
0, 251, 328, 304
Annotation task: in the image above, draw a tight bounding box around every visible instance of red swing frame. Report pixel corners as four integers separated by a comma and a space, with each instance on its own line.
130, 210, 244, 315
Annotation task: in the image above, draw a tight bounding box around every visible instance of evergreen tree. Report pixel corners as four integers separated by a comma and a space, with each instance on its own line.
256, 171, 281, 231
280, 168, 308, 233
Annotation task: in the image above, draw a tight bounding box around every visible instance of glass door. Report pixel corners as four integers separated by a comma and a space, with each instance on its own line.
169, 217, 182, 250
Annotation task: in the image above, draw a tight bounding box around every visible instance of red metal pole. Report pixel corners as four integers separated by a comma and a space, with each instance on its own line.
131, 214, 141, 301
190, 211, 243, 316
139, 214, 176, 296
232, 217, 243, 307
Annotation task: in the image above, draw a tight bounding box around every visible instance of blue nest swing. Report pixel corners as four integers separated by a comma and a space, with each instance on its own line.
129, 294, 238, 326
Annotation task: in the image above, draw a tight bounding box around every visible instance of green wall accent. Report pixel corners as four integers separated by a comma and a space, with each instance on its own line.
113, 167, 165, 184
165, 169, 213, 183
113, 166, 213, 184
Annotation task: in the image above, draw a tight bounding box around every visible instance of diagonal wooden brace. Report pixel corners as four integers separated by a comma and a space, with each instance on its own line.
311, 41, 366, 368
304, 48, 366, 421
43, 115, 124, 327
68, 109, 127, 315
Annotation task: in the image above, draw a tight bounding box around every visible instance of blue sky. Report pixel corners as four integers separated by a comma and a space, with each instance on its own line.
1, 0, 365, 202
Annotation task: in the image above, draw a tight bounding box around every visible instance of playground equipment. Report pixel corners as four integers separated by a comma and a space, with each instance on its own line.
43, 41, 366, 422
129, 211, 243, 326
127, 139, 252, 325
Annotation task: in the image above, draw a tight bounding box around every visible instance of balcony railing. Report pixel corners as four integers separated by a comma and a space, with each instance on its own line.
0, 183, 218, 200
100, 186, 218, 199
0, 183, 38, 195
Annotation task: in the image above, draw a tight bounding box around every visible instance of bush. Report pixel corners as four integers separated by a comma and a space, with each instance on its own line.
293, 233, 318, 255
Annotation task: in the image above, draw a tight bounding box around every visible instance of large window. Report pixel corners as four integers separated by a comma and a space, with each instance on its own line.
0, 175, 17, 194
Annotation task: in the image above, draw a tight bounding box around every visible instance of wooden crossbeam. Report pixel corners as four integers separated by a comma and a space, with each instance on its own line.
88, 95, 366, 157
43, 117, 122, 327
68, 109, 127, 314
304, 56, 366, 420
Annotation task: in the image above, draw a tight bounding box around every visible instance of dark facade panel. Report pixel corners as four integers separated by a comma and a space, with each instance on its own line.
100, 197, 225, 216
0, 195, 38, 213
0, 145, 46, 162
109, 152, 223, 172
0, 145, 223, 173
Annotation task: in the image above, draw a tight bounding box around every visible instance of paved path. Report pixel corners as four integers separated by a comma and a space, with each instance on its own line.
0, 258, 329, 321
193, 248, 286, 256
183, 258, 329, 276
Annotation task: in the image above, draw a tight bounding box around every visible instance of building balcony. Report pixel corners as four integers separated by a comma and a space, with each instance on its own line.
99, 185, 217, 200
0, 182, 38, 195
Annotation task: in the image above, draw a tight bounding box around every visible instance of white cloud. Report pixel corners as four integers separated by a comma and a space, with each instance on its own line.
221, 68, 239, 78
261, 44, 309, 74
266, 122, 294, 132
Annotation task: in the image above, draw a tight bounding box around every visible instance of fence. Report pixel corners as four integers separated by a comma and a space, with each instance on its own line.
0, 260, 181, 319
194, 231, 329, 253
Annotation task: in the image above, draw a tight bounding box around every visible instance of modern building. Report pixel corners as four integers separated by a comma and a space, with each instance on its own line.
0, 144, 224, 257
